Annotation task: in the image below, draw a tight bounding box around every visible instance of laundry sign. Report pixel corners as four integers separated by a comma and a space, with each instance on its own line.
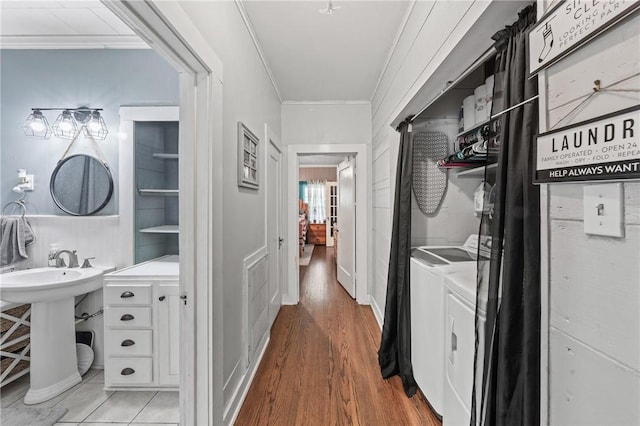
534, 106, 640, 183
529, 0, 640, 75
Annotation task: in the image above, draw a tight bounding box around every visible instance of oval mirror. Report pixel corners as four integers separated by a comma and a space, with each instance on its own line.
50, 154, 114, 216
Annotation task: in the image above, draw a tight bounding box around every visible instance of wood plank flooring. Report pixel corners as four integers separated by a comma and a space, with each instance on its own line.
235, 246, 440, 425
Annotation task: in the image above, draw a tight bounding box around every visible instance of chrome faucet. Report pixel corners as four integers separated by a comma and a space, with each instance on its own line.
53, 250, 79, 268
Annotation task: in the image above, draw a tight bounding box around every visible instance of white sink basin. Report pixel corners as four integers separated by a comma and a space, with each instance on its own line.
0, 267, 106, 303
0, 265, 113, 404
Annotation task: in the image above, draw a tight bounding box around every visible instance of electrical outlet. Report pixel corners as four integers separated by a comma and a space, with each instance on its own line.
583, 183, 624, 238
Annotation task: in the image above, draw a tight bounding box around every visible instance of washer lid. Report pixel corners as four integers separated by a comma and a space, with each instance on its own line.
410, 248, 448, 266
445, 268, 488, 313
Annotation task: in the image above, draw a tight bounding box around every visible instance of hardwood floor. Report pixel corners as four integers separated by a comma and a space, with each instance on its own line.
235, 246, 440, 425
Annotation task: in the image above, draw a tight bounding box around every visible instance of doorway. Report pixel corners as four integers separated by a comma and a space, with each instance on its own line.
286, 144, 370, 306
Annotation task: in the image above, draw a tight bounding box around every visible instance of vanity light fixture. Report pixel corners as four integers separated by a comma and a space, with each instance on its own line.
22, 109, 52, 139
52, 110, 78, 139
22, 108, 107, 140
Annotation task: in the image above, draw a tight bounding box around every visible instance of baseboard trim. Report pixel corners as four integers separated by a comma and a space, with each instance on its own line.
223, 335, 270, 426
371, 297, 384, 331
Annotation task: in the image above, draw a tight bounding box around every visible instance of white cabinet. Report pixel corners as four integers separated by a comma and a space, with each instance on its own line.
103, 256, 179, 390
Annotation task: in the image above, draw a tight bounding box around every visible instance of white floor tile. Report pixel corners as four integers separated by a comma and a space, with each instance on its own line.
132, 391, 179, 424
78, 423, 127, 425
0, 379, 29, 407
55, 383, 113, 423
82, 391, 156, 423
54, 423, 79, 426
86, 370, 104, 384
129, 423, 179, 426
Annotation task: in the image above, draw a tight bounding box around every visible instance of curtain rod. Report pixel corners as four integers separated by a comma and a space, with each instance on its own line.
410, 46, 497, 123
490, 95, 539, 120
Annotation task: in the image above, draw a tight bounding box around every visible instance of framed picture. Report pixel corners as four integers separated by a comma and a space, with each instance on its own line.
238, 121, 259, 189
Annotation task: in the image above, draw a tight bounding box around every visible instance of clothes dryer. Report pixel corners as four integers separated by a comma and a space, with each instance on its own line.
443, 266, 488, 426
409, 235, 485, 417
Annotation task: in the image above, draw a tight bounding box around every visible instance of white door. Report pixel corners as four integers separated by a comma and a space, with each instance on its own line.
337, 158, 356, 298
267, 138, 282, 327
157, 282, 180, 386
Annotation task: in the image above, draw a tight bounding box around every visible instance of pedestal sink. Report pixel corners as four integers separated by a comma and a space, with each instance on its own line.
0, 266, 113, 404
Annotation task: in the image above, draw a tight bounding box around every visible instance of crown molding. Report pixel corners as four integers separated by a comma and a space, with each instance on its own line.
282, 100, 371, 106
370, 0, 416, 102
0, 35, 150, 49
235, 0, 283, 103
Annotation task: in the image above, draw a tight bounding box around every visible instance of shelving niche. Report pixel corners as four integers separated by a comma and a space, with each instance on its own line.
135, 121, 179, 263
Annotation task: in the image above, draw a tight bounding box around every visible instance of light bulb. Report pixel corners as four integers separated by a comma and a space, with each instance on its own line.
30, 121, 45, 131
89, 121, 102, 132
59, 121, 72, 131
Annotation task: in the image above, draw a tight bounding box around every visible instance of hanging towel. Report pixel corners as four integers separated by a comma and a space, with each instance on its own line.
0, 216, 35, 266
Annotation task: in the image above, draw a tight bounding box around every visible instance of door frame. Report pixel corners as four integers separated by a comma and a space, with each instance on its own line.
285, 144, 370, 305
264, 124, 283, 327
101, 2, 224, 424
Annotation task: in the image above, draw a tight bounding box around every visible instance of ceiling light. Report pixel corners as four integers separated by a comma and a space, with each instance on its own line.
23, 109, 52, 139
52, 110, 78, 139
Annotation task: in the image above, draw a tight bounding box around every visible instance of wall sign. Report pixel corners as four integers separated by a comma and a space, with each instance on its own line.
534, 106, 640, 183
529, 0, 640, 75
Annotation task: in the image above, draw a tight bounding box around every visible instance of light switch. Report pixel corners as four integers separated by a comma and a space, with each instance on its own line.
583, 183, 624, 237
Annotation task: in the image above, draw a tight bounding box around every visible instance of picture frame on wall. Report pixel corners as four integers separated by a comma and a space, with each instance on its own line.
238, 121, 259, 189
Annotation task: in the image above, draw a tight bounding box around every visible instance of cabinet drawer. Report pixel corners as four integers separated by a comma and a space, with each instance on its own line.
105, 357, 153, 385
104, 283, 152, 305
105, 306, 152, 328
106, 330, 152, 356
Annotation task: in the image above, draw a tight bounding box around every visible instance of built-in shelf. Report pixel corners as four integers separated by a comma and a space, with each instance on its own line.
139, 225, 179, 234
153, 153, 179, 160
456, 117, 492, 138
138, 189, 179, 196
456, 162, 498, 177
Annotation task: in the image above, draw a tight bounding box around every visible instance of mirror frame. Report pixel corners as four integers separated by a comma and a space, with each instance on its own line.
49, 154, 114, 216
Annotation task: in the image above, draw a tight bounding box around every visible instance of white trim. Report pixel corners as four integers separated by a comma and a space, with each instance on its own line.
223, 336, 270, 426
369, 0, 417, 102
370, 297, 384, 331
282, 100, 371, 106
0, 35, 150, 50
101, 1, 224, 424
235, 0, 283, 102
286, 144, 370, 305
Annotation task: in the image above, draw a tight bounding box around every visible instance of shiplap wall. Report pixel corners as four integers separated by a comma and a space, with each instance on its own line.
370, 1, 499, 325
543, 11, 640, 425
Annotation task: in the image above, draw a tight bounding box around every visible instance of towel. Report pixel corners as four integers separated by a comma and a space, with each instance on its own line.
0, 216, 35, 266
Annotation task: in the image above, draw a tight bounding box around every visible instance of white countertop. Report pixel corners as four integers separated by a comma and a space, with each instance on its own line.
107, 255, 179, 277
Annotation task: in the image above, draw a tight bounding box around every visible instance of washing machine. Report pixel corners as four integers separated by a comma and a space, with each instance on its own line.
442, 266, 488, 426
409, 235, 483, 417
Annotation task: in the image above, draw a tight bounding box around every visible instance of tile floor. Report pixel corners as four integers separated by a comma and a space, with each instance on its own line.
0, 369, 180, 425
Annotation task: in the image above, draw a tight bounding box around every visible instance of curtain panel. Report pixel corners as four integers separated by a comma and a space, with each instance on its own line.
378, 118, 418, 397
472, 5, 541, 426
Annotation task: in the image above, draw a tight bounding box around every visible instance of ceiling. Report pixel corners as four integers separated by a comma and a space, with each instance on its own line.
0, 1, 147, 49
243, 1, 411, 101
0, 0, 411, 102
299, 154, 346, 166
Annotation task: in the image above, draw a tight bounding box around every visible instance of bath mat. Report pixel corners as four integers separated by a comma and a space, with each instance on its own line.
1, 406, 67, 426
413, 131, 448, 214
299, 244, 315, 266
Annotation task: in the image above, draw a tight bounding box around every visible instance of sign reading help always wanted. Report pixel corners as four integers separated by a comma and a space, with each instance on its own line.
535, 106, 640, 183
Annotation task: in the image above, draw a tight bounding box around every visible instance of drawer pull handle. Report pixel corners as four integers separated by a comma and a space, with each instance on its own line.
120, 314, 135, 321
120, 291, 135, 298
121, 368, 135, 376
159, 296, 166, 301
121, 339, 135, 347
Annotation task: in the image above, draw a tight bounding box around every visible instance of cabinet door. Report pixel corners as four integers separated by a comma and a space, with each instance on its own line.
156, 282, 180, 386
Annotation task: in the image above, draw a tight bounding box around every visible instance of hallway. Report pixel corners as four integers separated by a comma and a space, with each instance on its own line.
235, 246, 440, 425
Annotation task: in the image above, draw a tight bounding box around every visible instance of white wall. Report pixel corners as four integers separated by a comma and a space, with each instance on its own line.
282, 103, 371, 145
175, 2, 281, 419
541, 11, 640, 425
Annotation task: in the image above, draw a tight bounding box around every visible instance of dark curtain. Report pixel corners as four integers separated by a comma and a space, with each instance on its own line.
472, 5, 540, 426
378, 117, 418, 397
